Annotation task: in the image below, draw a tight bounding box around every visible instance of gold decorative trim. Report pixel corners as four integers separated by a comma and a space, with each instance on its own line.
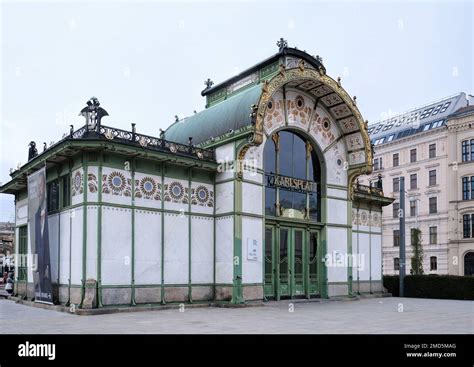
248, 66, 372, 193
271, 132, 280, 150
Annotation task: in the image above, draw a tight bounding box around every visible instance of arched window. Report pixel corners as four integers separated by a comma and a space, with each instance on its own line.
264, 130, 321, 221
465, 252, 474, 276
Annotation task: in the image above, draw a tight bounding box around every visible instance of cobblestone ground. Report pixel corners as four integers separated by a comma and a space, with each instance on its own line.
1, 297, 472, 334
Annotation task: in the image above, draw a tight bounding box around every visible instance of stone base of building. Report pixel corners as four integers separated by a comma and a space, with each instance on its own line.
353, 280, 384, 294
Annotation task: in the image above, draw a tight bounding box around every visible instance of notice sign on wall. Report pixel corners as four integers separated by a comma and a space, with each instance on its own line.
247, 238, 258, 261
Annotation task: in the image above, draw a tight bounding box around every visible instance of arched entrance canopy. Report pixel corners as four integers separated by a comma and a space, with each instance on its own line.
165, 47, 373, 191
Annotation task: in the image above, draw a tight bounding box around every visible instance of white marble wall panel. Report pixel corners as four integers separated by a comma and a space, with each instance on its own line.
101, 207, 132, 285
327, 198, 348, 225
59, 211, 71, 284
241, 182, 263, 216
326, 226, 348, 283
70, 206, 83, 285
215, 216, 233, 284
135, 210, 161, 284
86, 206, 98, 280
371, 233, 382, 281
163, 213, 189, 284
215, 181, 234, 214
191, 216, 214, 284
242, 216, 263, 284
16, 198, 28, 226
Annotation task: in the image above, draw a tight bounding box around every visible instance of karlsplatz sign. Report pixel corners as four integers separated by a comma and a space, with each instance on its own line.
266, 173, 317, 193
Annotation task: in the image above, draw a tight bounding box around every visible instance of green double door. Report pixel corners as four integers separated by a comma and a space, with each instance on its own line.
264, 225, 320, 299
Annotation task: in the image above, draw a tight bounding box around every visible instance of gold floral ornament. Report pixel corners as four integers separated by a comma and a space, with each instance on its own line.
139, 136, 148, 147
104, 129, 114, 140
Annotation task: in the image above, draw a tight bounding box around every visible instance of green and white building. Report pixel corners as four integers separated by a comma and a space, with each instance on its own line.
0, 43, 393, 308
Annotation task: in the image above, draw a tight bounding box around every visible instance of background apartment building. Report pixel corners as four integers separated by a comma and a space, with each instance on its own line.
362, 92, 474, 276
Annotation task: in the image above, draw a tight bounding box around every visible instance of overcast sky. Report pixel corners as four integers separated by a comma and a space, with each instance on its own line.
0, 0, 472, 221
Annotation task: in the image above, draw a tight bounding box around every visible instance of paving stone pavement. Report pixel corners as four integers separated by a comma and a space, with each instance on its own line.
0, 297, 472, 334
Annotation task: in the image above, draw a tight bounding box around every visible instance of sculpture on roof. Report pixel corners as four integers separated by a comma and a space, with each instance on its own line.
277, 37, 288, 52
28, 141, 38, 161
79, 97, 109, 130
204, 78, 214, 90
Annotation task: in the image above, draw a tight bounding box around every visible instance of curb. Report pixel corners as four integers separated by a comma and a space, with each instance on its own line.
7, 297, 265, 316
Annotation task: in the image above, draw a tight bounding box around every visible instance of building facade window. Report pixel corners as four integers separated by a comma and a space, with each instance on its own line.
429, 226, 437, 244
393, 229, 400, 247
461, 139, 474, 162
374, 157, 382, 171
465, 252, 474, 276
393, 202, 400, 219
429, 197, 437, 214
410, 200, 417, 217
410, 174, 417, 190
410, 228, 420, 246
429, 143, 436, 159
462, 140, 469, 162
393, 153, 399, 167
18, 226, 28, 281
47, 180, 60, 212
463, 214, 473, 238
430, 256, 438, 271
462, 176, 474, 200
429, 170, 437, 186
393, 177, 400, 192
472, 140, 474, 161
62, 174, 71, 208
410, 149, 417, 163
394, 257, 400, 271
462, 177, 470, 200
264, 130, 321, 220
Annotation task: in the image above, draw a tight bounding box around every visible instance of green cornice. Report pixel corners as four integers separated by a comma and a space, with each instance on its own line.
1, 139, 218, 195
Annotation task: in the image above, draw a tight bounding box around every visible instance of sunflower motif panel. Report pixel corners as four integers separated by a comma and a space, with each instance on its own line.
370, 211, 382, 228
71, 169, 83, 197
163, 178, 189, 211
101, 167, 133, 205
190, 182, 214, 214
134, 172, 162, 207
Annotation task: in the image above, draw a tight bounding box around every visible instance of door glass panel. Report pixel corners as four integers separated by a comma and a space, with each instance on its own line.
279, 229, 289, 286
309, 232, 318, 281
294, 230, 303, 283
265, 228, 273, 284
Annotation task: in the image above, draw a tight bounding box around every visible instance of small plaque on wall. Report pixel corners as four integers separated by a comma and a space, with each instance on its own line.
247, 238, 258, 261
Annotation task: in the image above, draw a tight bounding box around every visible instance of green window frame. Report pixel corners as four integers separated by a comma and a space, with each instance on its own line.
18, 226, 28, 281
62, 173, 71, 208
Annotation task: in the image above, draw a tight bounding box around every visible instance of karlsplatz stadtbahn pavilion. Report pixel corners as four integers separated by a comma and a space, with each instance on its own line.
1, 44, 393, 307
